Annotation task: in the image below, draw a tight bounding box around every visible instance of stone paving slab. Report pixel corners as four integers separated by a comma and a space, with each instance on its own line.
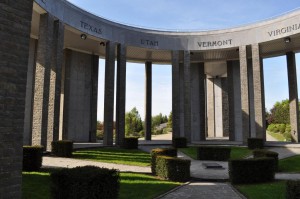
275, 173, 300, 180
158, 182, 244, 199
42, 156, 151, 173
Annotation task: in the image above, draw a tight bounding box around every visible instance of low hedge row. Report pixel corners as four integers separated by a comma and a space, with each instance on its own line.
51, 166, 120, 199
247, 138, 264, 149
156, 156, 191, 182
151, 148, 177, 175
229, 157, 275, 184
286, 180, 300, 199
23, 146, 44, 171
51, 140, 73, 157
196, 146, 231, 161
122, 137, 138, 149
253, 149, 279, 171
172, 137, 187, 148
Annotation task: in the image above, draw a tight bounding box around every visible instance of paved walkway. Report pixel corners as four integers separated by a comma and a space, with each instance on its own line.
158, 182, 245, 199
42, 157, 150, 173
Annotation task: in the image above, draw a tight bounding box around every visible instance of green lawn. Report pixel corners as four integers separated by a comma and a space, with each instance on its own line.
267, 131, 286, 141
22, 169, 181, 199
279, 155, 300, 172
235, 180, 286, 199
72, 147, 151, 166
179, 146, 252, 160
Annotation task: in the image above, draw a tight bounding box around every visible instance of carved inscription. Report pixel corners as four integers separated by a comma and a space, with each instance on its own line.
80, 21, 102, 34
268, 23, 300, 37
197, 39, 232, 48
141, 39, 159, 46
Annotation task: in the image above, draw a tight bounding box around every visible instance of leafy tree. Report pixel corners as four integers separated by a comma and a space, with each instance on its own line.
125, 107, 143, 136
267, 99, 290, 124
152, 113, 168, 129
167, 111, 172, 128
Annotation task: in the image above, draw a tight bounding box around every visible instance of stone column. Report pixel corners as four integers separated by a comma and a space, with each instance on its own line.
116, 44, 126, 146
47, 20, 64, 150
287, 52, 300, 142
172, 51, 180, 139
239, 45, 250, 143
179, 63, 185, 137
62, 49, 71, 140
251, 44, 266, 140
0, 0, 33, 197
183, 51, 191, 142
24, 39, 37, 145
207, 78, 215, 138
145, 61, 152, 141
199, 63, 206, 141
222, 77, 229, 137
32, 14, 54, 148
103, 41, 116, 146
191, 63, 206, 141
90, 55, 99, 142
227, 61, 235, 140
214, 78, 223, 137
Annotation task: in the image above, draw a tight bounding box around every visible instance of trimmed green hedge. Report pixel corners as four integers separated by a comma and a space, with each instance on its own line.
196, 146, 231, 161
23, 146, 44, 171
286, 180, 300, 199
51, 140, 73, 157
229, 157, 275, 184
253, 149, 279, 171
51, 166, 120, 199
172, 137, 187, 148
156, 156, 191, 182
247, 138, 264, 149
151, 148, 177, 174
122, 137, 138, 149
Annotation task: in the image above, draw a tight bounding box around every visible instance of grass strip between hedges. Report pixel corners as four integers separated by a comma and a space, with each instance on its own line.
279, 155, 300, 172
179, 146, 252, 160
72, 147, 151, 167
22, 169, 181, 199
235, 180, 286, 199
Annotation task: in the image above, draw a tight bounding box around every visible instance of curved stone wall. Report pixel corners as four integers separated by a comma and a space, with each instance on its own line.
35, 0, 300, 51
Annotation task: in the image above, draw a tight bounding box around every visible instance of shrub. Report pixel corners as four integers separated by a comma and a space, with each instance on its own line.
23, 146, 44, 171
153, 129, 164, 135
286, 180, 300, 199
247, 138, 264, 149
229, 157, 275, 184
51, 140, 73, 157
267, 123, 276, 132
156, 156, 190, 182
96, 130, 104, 140
172, 137, 187, 148
51, 166, 120, 199
253, 149, 278, 171
151, 148, 177, 174
163, 127, 172, 134
122, 137, 138, 149
196, 146, 231, 161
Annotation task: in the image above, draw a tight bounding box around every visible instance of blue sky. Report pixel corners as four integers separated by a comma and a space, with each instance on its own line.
68, 0, 300, 121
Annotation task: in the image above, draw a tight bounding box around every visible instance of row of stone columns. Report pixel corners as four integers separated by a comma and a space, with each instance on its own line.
24, 16, 300, 148
172, 46, 300, 143
24, 14, 65, 150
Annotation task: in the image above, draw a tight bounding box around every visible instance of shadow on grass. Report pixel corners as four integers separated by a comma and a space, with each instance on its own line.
73, 148, 151, 166
179, 146, 252, 160
22, 170, 180, 199
22, 169, 53, 199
